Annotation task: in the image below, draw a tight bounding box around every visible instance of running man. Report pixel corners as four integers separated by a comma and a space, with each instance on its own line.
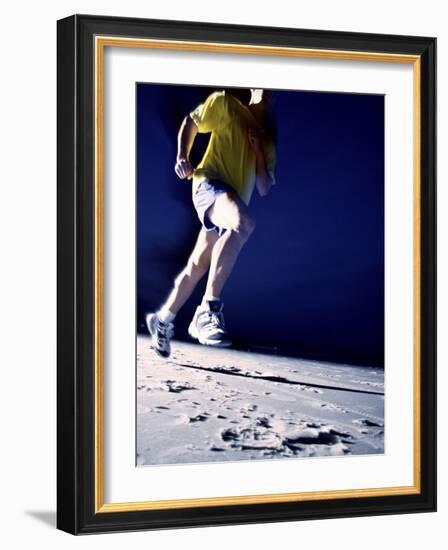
146, 88, 277, 357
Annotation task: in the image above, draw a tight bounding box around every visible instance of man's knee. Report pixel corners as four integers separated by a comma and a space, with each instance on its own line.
231, 210, 256, 239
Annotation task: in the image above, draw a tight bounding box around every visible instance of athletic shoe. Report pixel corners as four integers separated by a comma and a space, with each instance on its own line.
145, 313, 174, 358
188, 300, 232, 347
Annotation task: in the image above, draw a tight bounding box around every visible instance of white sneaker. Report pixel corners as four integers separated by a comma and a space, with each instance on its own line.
145, 313, 174, 358
188, 300, 232, 347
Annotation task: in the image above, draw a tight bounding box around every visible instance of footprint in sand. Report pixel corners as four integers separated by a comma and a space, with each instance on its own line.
256, 417, 271, 428
219, 417, 355, 458
283, 426, 353, 453
162, 380, 196, 393
318, 402, 349, 413
189, 412, 209, 423
220, 425, 283, 452
353, 418, 384, 428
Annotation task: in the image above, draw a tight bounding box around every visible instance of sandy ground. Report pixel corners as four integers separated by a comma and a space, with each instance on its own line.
137, 336, 384, 466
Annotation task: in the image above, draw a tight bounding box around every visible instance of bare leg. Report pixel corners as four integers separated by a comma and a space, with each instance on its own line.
205, 191, 255, 298
161, 227, 218, 314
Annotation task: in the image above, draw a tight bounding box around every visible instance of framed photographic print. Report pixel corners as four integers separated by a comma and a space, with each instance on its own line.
57, 14, 436, 534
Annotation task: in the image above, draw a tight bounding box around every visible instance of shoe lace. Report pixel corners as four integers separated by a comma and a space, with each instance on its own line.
207, 311, 225, 331
157, 321, 174, 342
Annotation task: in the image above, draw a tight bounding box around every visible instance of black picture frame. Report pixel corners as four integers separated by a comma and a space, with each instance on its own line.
57, 14, 436, 534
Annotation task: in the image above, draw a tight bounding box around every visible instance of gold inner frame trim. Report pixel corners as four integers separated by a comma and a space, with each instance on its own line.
94, 35, 421, 513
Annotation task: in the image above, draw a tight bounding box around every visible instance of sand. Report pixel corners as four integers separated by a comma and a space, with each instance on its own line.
136, 336, 384, 466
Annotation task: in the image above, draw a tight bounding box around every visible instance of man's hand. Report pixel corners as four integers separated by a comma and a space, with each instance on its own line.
247, 127, 263, 156
174, 156, 194, 180
175, 115, 198, 180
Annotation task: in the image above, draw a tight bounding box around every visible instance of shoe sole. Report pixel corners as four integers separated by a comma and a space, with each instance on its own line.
146, 313, 171, 358
188, 322, 232, 348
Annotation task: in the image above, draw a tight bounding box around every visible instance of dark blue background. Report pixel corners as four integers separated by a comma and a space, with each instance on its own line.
137, 84, 384, 367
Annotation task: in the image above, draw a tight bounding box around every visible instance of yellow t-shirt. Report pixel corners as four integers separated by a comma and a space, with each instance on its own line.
189, 90, 276, 205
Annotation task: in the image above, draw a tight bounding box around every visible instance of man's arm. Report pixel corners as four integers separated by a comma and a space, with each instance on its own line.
248, 128, 274, 196
174, 115, 198, 180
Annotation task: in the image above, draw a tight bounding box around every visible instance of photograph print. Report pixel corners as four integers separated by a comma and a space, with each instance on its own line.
136, 82, 385, 467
